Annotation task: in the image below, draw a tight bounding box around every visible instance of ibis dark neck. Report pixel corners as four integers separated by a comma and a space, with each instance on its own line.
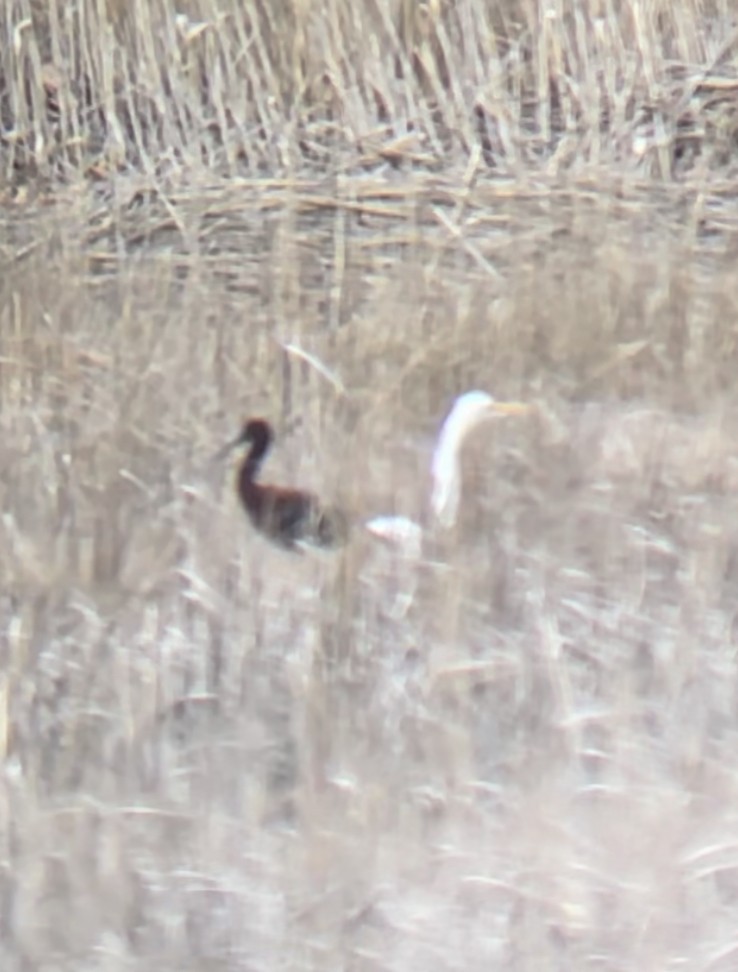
242, 428, 271, 482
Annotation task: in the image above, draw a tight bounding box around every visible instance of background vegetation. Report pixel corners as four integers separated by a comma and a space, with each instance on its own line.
2, 0, 738, 969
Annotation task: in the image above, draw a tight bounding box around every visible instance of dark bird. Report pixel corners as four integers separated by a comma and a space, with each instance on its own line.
216, 418, 349, 551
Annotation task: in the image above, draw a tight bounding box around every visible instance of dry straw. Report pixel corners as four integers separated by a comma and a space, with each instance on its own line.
1, 0, 737, 184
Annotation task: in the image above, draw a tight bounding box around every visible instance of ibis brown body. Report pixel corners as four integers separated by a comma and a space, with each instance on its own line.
220, 418, 348, 551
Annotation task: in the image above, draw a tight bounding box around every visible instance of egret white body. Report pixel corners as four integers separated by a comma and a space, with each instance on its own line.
431, 390, 497, 528
365, 390, 533, 548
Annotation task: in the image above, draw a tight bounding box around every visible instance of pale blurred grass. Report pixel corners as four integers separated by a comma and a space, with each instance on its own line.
3, 0, 738, 969
2, 188, 738, 969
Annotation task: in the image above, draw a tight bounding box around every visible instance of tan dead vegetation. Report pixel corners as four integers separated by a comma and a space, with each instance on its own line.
2, 1, 738, 970
1, 0, 738, 184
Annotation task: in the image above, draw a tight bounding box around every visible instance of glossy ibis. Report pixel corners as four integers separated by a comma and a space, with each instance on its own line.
217, 418, 348, 551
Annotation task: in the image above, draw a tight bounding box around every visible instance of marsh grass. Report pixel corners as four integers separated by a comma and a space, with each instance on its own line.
2, 0, 738, 183
3, 1, 738, 970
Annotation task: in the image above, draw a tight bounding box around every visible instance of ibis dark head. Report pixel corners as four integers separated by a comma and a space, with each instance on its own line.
214, 417, 273, 464
238, 417, 272, 450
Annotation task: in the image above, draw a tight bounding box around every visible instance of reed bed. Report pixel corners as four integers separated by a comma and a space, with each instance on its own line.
2, 1, 738, 970
1, 0, 738, 186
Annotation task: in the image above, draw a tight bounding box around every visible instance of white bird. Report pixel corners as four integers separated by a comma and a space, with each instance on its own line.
430, 390, 532, 528
365, 390, 534, 549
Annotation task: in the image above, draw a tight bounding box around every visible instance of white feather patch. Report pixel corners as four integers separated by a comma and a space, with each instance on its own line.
431, 390, 496, 528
